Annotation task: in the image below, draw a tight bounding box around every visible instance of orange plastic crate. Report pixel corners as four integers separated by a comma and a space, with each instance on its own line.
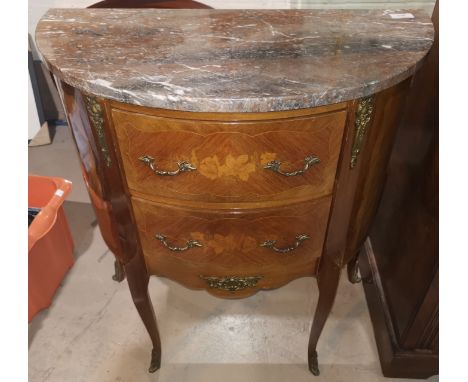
28, 175, 74, 322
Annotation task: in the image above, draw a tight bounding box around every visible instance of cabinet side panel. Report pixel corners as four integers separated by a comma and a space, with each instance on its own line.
344, 78, 412, 265
367, 0, 438, 349
56, 81, 124, 260
357, 2, 438, 377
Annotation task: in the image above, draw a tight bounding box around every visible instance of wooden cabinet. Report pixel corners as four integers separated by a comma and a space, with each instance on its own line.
56, 83, 412, 374
36, 8, 434, 377
358, 1, 438, 378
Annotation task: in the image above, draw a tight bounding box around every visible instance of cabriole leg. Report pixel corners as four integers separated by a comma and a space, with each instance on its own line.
308, 260, 341, 376
125, 254, 161, 373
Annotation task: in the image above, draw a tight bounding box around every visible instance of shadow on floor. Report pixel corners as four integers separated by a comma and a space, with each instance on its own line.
102, 349, 440, 382
63, 200, 97, 259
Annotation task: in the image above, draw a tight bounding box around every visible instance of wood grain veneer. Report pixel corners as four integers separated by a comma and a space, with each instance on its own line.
132, 197, 331, 296
358, 2, 438, 378
43, 6, 433, 375
112, 106, 347, 204
53, 75, 416, 375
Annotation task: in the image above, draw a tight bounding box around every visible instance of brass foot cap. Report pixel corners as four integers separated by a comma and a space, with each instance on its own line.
148, 349, 161, 373
112, 261, 126, 282
347, 262, 362, 284
308, 350, 320, 376
112, 273, 125, 282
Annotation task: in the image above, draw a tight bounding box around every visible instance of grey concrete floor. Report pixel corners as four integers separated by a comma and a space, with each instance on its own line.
28, 126, 438, 382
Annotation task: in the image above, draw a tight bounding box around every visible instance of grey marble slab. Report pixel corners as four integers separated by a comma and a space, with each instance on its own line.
36, 9, 433, 112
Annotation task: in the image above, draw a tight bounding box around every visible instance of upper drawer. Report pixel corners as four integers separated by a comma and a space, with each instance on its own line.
111, 107, 347, 204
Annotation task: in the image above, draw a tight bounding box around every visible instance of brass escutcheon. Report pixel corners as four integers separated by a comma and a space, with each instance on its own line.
200, 276, 263, 291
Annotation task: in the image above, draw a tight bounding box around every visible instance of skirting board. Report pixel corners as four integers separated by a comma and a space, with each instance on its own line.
359, 238, 438, 379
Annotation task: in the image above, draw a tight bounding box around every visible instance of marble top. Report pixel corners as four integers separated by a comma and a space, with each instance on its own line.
36, 9, 433, 112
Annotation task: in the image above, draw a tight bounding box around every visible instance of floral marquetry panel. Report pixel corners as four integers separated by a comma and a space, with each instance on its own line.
111, 106, 347, 204
131, 196, 330, 296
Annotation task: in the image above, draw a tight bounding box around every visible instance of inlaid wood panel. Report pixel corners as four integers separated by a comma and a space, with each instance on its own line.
141, 254, 320, 299
57, 82, 125, 262
60, 84, 105, 199
112, 107, 347, 204
131, 196, 331, 297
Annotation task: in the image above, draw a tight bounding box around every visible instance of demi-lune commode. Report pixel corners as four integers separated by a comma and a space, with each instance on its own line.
36, 8, 434, 375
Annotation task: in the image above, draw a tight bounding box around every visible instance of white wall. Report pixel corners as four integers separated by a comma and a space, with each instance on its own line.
29, 0, 436, 37
291, 0, 435, 13
29, 1, 94, 38
28, 72, 42, 140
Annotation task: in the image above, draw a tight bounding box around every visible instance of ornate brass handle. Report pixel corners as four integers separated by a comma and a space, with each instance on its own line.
139, 155, 196, 176
155, 234, 202, 252
260, 234, 310, 254
200, 276, 263, 291
263, 155, 320, 177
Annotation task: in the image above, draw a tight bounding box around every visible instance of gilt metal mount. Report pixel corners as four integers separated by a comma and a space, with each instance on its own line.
260, 234, 310, 254
155, 234, 202, 252
200, 276, 263, 292
84, 95, 112, 167
139, 155, 196, 176
350, 96, 375, 169
264, 155, 320, 177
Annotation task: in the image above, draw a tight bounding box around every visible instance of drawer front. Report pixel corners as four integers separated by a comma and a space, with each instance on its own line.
131, 196, 331, 297
113, 108, 346, 204
141, 254, 320, 299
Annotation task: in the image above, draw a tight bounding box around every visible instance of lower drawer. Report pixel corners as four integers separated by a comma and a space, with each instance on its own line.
131, 197, 331, 297
144, 255, 321, 298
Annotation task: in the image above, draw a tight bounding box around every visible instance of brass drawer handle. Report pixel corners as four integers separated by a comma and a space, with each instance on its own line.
200, 276, 263, 291
263, 155, 320, 177
155, 234, 202, 252
260, 234, 310, 254
139, 155, 196, 176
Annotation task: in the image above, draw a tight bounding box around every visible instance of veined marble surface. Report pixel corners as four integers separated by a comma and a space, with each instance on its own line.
36, 8, 433, 112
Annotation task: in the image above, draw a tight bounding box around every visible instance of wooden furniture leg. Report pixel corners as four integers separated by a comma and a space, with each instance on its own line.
124, 253, 161, 372
347, 254, 361, 284
308, 259, 341, 376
